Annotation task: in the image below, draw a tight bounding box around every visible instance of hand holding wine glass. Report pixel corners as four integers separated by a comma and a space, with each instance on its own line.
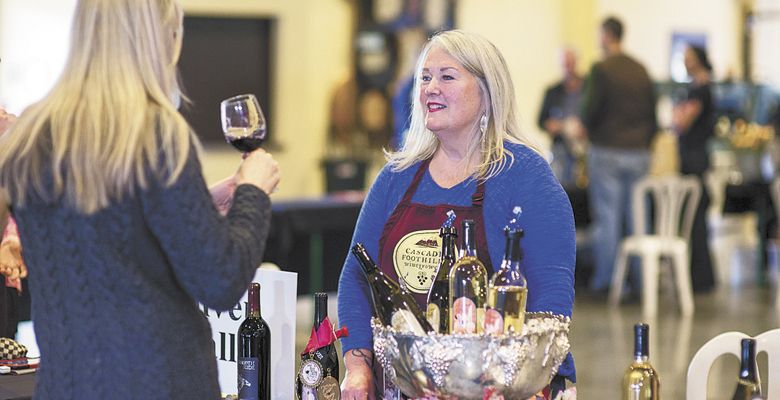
221, 94, 280, 195
236, 149, 280, 196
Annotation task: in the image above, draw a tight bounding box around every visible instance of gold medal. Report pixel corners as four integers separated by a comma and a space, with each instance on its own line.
316, 376, 340, 400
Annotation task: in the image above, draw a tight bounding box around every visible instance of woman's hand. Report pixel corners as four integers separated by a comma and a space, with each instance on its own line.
341, 349, 376, 400
209, 176, 237, 216
0, 239, 26, 280
235, 148, 280, 196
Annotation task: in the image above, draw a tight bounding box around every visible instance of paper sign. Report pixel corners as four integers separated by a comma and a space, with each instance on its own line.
201, 268, 298, 399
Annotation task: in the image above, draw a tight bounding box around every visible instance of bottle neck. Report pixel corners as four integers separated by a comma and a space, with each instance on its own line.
313, 293, 328, 328
247, 284, 261, 318
460, 222, 477, 258
739, 339, 758, 380
441, 233, 457, 261
633, 324, 649, 361
502, 232, 522, 269
353, 244, 379, 274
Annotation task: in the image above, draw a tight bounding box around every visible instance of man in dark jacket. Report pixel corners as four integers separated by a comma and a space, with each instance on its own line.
538, 48, 584, 186
580, 16, 657, 295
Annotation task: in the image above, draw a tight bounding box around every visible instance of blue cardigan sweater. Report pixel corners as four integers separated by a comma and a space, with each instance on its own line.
337, 142, 577, 381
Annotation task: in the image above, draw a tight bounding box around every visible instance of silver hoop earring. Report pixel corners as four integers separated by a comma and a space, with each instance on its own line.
479, 113, 488, 134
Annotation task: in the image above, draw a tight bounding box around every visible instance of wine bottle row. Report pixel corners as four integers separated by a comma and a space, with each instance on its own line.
352, 207, 528, 336
621, 323, 767, 400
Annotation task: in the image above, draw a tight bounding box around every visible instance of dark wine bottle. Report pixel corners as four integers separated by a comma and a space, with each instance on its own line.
427, 225, 457, 334
622, 323, 659, 399
448, 220, 488, 334
732, 338, 762, 400
237, 283, 271, 400
351, 243, 434, 334
296, 293, 341, 399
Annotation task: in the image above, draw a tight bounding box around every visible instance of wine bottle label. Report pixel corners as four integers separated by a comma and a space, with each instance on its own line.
299, 358, 324, 388
237, 357, 260, 400
392, 230, 441, 294
483, 308, 504, 335
390, 309, 426, 335
426, 303, 441, 333
452, 297, 478, 334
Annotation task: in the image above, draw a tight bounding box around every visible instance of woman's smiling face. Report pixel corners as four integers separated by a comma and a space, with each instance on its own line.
419, 46, 483, 141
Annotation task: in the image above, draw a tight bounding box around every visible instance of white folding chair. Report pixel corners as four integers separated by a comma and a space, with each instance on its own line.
609, 175, 699, 316
706, 168, 759, 287
686, 329, 780, 399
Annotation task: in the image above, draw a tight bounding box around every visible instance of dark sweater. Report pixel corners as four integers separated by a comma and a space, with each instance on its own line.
12, 148, 271, 399
580, 53, 657, 149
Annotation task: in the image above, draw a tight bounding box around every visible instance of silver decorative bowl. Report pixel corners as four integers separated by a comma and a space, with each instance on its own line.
372, 312, 570, 399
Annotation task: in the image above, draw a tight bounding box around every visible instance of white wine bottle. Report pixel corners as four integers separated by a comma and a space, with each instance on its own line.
485, 209, 527, 335
351, 243, 434, 335
448, 219, 488, 334
426, 211, 457, 334
622, 323, 659, 400
732, 338, 762, 400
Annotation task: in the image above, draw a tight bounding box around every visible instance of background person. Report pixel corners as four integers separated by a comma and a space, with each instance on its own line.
0, 0, 280, 398
672, 45, 716, 292
538, 47, 585, 186
580, 16, 657, 297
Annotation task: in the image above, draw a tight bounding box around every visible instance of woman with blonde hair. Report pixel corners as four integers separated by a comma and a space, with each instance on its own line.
0, 0, 280, 398
337, 30, 575, 399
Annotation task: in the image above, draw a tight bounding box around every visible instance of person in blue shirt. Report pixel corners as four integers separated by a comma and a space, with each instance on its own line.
338, 30, 576, 399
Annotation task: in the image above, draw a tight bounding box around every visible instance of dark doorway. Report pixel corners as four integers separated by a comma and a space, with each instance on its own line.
178, 16, 274, 145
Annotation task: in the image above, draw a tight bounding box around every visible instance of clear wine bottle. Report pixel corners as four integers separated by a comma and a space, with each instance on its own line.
622, 323, 659, 400
485, 225, 527, 335
448, 219, 488, 334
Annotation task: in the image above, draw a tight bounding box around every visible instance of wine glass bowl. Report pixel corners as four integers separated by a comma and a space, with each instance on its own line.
220, 94, 266, 152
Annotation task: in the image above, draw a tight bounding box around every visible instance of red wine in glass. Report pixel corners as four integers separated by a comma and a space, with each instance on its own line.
221, 94, 267, 152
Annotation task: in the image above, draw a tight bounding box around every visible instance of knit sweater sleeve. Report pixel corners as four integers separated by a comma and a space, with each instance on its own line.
337, 166, 396, 354
140, 147, 272, 311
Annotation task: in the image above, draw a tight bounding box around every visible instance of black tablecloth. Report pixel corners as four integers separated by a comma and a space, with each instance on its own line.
264, 195, 363, 294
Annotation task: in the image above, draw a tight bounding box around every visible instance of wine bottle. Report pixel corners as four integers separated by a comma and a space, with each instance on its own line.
622, 323, 660, 400
732, 338, 762, 400
485, 226, 527, 335
296, 293, 341, 399
448, 219, 488, 334
237, 283, 271, 400
426, 212, 458, 334
351, 243, 434, 335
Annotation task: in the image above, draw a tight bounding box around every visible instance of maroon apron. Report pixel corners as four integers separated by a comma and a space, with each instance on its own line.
378, 158, 494, 309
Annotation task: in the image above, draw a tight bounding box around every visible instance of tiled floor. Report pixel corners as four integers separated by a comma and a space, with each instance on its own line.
294, 282, 780, 398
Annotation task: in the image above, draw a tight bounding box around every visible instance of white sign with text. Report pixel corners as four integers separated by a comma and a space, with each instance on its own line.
201, 269, 297, 399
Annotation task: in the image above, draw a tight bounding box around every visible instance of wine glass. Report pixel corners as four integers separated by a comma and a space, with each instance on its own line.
220, 94, 266, 152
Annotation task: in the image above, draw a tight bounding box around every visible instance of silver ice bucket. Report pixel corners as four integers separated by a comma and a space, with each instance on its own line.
372, 312, 570, 399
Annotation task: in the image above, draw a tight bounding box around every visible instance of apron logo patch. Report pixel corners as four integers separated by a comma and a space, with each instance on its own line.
392, 230, 441, 294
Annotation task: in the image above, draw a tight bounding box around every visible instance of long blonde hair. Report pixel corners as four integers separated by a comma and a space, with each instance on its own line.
0, 0, 193, 214
386, 30, 540, 180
